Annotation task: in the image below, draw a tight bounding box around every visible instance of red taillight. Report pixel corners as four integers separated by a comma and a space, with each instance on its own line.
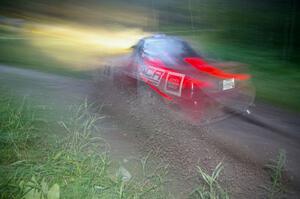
184, 57, 250, 81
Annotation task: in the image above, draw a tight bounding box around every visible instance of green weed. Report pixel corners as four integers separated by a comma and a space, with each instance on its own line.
0, 97, 169, 199
0, 96, 36, 162
264, 150, 286, 199
190, 162, 229, 199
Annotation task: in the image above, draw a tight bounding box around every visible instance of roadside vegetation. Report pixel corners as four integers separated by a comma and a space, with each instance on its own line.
189, 151, 288, 199
0, 93, 170, 199
190, 163, 229, 199
264, 150, 287, 199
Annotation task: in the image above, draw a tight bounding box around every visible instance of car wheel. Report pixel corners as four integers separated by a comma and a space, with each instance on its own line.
136, 81, 166, 109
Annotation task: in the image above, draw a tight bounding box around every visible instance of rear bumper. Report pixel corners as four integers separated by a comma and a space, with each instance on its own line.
170, 84, 255, 122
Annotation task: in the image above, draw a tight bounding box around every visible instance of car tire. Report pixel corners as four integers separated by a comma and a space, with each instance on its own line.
136, 81, 167, 110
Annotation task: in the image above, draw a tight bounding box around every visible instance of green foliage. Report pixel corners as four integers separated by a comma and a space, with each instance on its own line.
190, 162, 229, 199
0, 97, 169, 199
19, 177, 60, 199
0, 96, 35, 163
264, 150, 286, 199
58, 100, 106, 154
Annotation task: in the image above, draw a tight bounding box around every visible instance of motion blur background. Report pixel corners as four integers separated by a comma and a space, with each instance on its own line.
0, 0, 299, 110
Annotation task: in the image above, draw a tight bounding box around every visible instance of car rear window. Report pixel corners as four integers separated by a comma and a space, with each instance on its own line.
142, 38, 199, 68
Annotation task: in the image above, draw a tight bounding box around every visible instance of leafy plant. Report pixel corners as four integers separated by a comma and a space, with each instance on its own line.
19, 177, 60, 199
190, 162, 229, 199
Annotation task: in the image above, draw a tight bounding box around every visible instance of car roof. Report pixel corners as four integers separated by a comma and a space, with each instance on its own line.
142, 34, 183, 44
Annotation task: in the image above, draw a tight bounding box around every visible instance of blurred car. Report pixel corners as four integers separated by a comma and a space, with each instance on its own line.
105, 34, 255, 124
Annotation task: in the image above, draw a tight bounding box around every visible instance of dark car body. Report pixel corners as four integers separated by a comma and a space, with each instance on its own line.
108, 35, 255, 124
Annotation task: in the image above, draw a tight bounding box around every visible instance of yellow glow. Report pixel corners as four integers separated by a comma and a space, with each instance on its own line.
24, 22, 149, 70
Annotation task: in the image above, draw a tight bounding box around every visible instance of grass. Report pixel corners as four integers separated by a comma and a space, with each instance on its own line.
0, 93, 169, 199
190, 149, 288, 199
0, 96, 35, 164
190, 162, 229, 199
264, 150, 286, 199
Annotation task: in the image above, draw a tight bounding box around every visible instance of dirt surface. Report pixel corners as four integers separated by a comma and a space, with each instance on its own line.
1, 64, 300, 198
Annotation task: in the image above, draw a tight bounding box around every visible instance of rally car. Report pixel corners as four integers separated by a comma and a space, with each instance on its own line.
104, 34, 255, 124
